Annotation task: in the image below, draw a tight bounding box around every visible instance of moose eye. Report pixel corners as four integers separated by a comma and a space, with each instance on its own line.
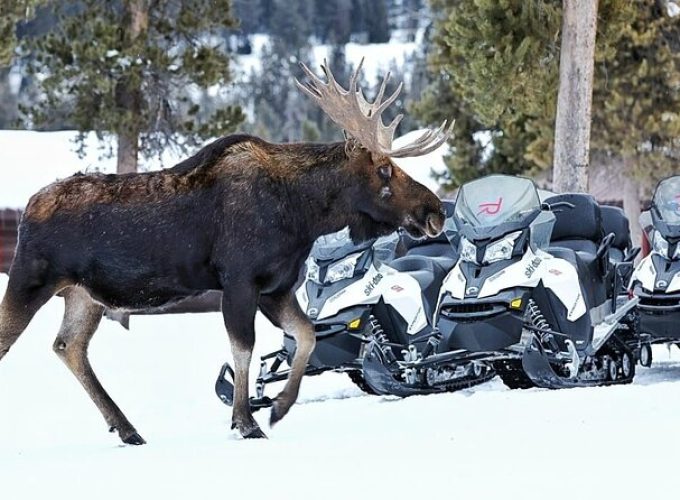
378, 164, 392, 180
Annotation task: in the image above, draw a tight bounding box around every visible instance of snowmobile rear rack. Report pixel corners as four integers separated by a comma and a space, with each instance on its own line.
215, 360, 330, 412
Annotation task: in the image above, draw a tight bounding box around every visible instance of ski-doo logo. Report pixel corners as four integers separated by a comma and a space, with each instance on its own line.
657, 280, 668, 289
308, 307, 319, 318
466, 286, 479, 296
487, 269, 506, 282
477, 197, 503, 216
364, 273, 384, 296
524, 257, 542, 278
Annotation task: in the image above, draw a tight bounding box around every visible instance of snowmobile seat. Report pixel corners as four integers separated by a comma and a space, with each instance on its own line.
549, 239, 598, 255
546, 193, 604, 256
600, 206, 631, 262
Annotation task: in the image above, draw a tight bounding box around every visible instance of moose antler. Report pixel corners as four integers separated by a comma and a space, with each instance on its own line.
296, 58, 454, 158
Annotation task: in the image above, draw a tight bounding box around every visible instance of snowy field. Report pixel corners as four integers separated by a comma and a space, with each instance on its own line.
1, 131, 680, 499
2, 273, 680, 500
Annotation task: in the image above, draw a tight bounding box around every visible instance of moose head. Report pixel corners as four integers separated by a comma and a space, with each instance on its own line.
296, 58, 453, 242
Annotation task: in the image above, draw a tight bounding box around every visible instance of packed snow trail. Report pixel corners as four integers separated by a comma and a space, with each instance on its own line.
1, 273, 679, 500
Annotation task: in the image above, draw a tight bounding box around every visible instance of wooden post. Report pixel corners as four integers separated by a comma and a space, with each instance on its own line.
552, 0, 599, 193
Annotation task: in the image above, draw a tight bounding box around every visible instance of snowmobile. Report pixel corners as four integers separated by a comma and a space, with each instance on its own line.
215, 201, 494, 409
629, 175, 680, 364
421, 174, 642, 390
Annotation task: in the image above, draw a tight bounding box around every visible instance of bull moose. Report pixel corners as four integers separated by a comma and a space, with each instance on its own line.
0, 59, 452, 442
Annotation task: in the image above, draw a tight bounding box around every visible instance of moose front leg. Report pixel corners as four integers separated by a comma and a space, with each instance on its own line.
222, 288, 266, 439
259, 292, 316, 426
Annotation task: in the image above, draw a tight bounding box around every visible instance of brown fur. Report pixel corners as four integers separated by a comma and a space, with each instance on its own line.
25, 138, 350, 223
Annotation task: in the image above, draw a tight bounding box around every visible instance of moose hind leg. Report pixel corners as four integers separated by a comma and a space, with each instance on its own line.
260, 292, 316, 426
53, 287, 145, 445
222, 289, 266, 439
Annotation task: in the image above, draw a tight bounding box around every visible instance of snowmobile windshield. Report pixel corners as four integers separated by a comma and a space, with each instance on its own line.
652, 176, 680, 239
454, 175, 541, 240
311, 227, 375, 261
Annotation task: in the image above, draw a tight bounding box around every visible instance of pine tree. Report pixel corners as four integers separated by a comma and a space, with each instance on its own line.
591, 1, 680, 180
365, 0, 390, 43
419, 0, 680, 193
21, 0, 244, 173
0, 0, 45, 66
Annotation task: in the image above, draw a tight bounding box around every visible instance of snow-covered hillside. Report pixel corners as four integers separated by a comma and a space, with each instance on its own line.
0, 130, 680, 500
236, 33, 420, 86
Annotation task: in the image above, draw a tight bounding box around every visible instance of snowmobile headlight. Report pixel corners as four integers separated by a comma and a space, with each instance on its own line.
460, 237, 477, 263
653, 231, 669, 258
306, 258, 321, 284
325, 253, 361, 283
483, 231, 522, 264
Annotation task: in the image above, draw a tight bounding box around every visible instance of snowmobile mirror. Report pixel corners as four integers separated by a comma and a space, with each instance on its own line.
596, 233, 616, 278
597, 233, 616, 260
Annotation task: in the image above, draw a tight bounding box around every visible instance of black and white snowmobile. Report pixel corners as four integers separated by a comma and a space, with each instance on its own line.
430, 174, 641, 389
215, 202, 493, 409
629, 175, 680, 363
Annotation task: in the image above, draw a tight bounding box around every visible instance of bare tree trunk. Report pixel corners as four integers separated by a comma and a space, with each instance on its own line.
115, 0, 148, 174
552, 0, 599, 193
622, 159, 642, 249
116, 132, 139, 174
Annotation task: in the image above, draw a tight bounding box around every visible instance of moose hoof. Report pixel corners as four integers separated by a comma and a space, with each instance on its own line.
242, 427, 268, 439
269, 399, 291, 427
121, 432, 147, 446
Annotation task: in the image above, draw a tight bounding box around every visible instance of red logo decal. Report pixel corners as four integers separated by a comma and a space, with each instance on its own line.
391, 285, 404, 292
549, 268, 562, 276
478, 197, 503, 216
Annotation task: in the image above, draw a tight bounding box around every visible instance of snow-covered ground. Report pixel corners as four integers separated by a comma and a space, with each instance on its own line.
1, 271, 680, 500
2, 130, 680, 500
